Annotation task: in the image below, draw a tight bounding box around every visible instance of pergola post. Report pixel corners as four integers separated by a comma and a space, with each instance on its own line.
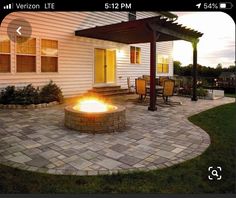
191, 40, 198, 101
148, 31, 159, 111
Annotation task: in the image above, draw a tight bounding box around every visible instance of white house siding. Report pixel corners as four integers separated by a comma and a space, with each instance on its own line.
0, 12, 173, 97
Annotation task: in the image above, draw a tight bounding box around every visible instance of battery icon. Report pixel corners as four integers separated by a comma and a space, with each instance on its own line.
219, 2, 233, 9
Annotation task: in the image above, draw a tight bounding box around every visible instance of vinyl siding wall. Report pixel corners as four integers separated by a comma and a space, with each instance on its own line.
0, 12, 173, 97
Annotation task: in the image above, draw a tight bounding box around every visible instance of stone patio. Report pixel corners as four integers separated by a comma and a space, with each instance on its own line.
0, 95, 234, 175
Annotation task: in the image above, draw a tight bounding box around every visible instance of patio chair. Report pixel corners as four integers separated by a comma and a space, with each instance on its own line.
135, 78, 147, 101
173, 79, 183, 95
163, 79, 175, 101
158, 79, 182, 105
142, 75, 150, 86
160, 79, 181, 105
159, 77, 169, 86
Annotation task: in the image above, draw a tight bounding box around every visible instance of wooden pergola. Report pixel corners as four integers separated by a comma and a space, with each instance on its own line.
75, 16, 203, 111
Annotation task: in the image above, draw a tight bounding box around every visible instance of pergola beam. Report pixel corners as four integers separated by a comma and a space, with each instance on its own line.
148, 23, 199, 43
76, 16, 203, 44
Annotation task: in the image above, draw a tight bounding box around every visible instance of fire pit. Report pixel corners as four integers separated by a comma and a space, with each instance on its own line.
64, 97, 126, 133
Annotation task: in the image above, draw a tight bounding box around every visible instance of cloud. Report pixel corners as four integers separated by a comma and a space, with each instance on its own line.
173, 12, 235, 67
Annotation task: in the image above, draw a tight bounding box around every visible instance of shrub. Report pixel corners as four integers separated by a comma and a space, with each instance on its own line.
0, 81, 63, 105
40, 81, 63, 103
178, 87, 207, 98
0, 86, 16, 104
197, 87, 208, 98
14, 84, 40, 105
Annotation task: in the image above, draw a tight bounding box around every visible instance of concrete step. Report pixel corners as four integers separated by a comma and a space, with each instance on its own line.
88, 88, 124, 93
99, 89, 129, 96
88, 86, 129, 96
91, 85, 121, 91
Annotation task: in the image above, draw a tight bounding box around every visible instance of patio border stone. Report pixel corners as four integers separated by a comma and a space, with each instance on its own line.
0, 101, 59, 109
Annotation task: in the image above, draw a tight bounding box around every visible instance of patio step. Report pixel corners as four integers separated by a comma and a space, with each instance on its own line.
88, 86, 129, 96
91, 85, 121, 90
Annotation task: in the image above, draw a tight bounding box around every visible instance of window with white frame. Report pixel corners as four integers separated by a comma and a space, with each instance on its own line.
157, 54, 169, 73
16, 36, 36, 72
41, 39, 58, 72
0, 36, 10, 73
130, 46, 141, 64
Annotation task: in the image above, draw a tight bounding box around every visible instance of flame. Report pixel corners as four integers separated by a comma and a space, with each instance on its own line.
73, 98, 110, 113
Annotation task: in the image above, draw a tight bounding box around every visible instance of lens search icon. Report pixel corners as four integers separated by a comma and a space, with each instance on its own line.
208, 166, 222, 180
211, 170, 218, 177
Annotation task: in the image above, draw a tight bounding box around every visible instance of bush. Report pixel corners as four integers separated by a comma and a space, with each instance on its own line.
178, 87, 208, 98
0, 86, 16, 104
0, 81, 63, 105
14, 84, 40, 105
40, 81, 63, 103
197, 87, 208, 98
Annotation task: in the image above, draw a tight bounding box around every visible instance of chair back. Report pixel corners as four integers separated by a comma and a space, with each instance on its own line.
163, 79, 175, 97
135, 79, 146, 95
159, 77, 169, 86
142, 75, 150, 85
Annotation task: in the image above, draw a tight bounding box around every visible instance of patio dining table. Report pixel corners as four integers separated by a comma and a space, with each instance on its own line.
146, 85, 163, 100
146, 85, 163, 92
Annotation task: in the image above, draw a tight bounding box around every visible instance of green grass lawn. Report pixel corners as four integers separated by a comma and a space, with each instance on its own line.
0, 103, 235, 193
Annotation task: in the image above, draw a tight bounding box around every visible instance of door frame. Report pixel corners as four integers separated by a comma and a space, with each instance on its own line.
93, 48, 117, 87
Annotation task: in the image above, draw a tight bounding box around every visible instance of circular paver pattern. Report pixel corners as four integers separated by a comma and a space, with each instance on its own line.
0, 96, 233, 175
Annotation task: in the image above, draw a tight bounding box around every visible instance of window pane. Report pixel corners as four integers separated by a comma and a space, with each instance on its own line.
41, 39, 58, 56
136, 47, 141, 64
157, 63, 163, 73
163, 56, 168, 64
163, 64, 169, 73
130, 46, 135, 64
17, 37, 36, 54
41, 57, 58, 72
0, 36, 10, 53
17, 55, 36, 72
0, 54, 10, 72
157, 55, 169, 63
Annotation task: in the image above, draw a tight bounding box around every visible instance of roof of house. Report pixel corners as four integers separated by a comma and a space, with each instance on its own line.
75, 16, 203, 44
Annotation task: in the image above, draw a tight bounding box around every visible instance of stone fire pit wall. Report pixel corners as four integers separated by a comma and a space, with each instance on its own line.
64, 105, 126, 133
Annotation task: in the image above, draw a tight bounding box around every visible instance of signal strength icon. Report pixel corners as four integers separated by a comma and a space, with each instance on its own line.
3, 3, 13, 9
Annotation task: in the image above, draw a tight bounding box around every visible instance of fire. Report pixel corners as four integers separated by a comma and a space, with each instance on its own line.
73, 98, 112, 113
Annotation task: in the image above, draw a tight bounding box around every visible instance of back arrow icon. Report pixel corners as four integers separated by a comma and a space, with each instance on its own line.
16, 26, 22, 35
